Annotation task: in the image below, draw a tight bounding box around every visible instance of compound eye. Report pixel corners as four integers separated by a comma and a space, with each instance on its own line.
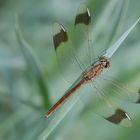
105, 61, 110, 68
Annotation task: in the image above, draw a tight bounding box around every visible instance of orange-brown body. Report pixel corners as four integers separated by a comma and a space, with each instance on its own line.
45, 57, 110, 118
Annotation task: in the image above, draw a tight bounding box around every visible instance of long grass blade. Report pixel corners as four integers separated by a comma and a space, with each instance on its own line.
103, 17, 140, 58
15, 19, 51, 109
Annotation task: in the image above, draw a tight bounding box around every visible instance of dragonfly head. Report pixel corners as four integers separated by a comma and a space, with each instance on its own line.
100, 56, 110, 68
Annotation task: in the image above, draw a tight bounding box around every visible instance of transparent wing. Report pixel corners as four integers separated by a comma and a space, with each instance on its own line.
98, 74, 140, 104
89, 81, 132, 127
53, 23, 84, 82
72, 4, 95, 69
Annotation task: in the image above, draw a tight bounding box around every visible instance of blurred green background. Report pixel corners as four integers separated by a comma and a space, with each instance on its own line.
0, 0, 140, 140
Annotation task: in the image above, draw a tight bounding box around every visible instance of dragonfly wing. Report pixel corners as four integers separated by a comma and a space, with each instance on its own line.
98, 74, 140, 104
136, 90, 140, 103
53, 23, 68, 50
75, 4, 91, 25
104, 108, 131, 127
98, 94, 132, 127
53, 23, 83, 82
88, 82, 132, 127
72, 4, 94, 68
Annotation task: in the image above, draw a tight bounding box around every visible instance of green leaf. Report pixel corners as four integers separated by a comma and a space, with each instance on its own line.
39, 1, 140, 139
15, 19, 51, 109
103, 17, 140, 58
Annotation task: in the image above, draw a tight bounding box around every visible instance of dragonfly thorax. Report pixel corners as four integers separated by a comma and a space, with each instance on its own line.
83, 57, 110, 82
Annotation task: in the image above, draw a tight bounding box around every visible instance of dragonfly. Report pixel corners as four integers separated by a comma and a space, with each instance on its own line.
45, 4, 140, 127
